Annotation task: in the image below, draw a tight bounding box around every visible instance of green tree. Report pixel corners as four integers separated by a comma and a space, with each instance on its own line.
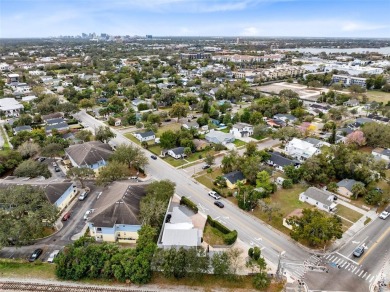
14, 159, 51, 178
245, 141, 258, 157
170, 102, 188, 122
256, 171, 274, 194
283, 165, 304, 184
287, 209, 343, 248
0, 185, 58, 247
110, 144, 148, 170
159, 130, 178, 149
95, 126, 116, 143
75, 129, 93, 142
96, 161, 130, 186
17, 141, 40, 158
66, 167, 95, 188
204, 153, 215, 166
351, 182, 367, 200
41, 143, 65, 158
211, 251, 231, 276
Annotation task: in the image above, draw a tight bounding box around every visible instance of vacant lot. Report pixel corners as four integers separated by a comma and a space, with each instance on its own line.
156, 123, 181, 137
0, 259, 56, 279
196, 168, 223, 190
365, 90, 390, 103
335, 205, 363, 223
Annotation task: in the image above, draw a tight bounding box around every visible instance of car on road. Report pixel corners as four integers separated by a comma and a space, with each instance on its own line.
62, 212, 71, 221
78, 189, 90, 201
84, 209, 94, 220
208, 191, 221, 200
202, 164, 210, 170
151, 155, 157, 160
47, 250, 60, 263
214, 201, 224, 208
54, 166, 61, 172
29, 248, 43, 262
379, 210, 390, 219
353, 246, 365, 257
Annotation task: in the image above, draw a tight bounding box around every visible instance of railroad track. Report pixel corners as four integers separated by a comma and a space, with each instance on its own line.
0, 281, 158, 292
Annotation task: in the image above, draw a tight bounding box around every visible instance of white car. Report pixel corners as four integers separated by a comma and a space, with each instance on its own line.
47, 250, 60, 263
208, 191, 221, 200
84, 209, 94, 220
379, 211, 390, 220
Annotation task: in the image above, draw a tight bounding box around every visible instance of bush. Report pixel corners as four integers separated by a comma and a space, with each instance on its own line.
207, 215, 237, 245
282, 179, 293, 189
214, 144, 227, 151
180, 196, 198, 213
248, 248, 254, 257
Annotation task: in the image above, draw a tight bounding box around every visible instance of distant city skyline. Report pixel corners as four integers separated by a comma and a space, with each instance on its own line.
1, 0, 390, 38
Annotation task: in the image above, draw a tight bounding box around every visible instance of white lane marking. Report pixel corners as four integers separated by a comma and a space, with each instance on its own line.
365, 273, 371, 280
335, 258, 341, 264
361, 272, 368, 278
358, 270, 364, 277
325, 254, 331, 259
354, 268, 361, 274
341, 262, 348, 268
336, 252, 359, 265
369, 276, 375, 283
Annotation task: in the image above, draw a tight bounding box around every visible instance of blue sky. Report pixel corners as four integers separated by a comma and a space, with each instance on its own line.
1, 0, 389, 38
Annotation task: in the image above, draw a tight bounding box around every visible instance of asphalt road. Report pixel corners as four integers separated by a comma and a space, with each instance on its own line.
75, 110, 311, 268
303, 215, 390, 291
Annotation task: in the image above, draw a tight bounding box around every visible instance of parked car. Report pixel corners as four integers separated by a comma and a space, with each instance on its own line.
379, 210, 390, 220
214, 201, 224, 208
38, 157, 46, 162
52, 162, 57, 167
29, 248, 43, 262
84, 209, 94, 220
202, 164, 210, 170
62, 212, 71, 221
151, 155, 157, 160
208, 191, 221, 200
353, 246, 365, 257
54, 166, 61, 172
47, 250, 60, 263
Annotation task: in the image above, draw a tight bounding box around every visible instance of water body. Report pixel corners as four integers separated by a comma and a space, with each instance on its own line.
282, 47, 390, 54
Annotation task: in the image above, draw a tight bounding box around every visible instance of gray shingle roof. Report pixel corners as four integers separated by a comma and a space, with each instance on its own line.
304, 187, 334, 205
43, 182, 73, 204
269, 152, 299, 167
138, 131, 155, 138
337, 179, 360, 192
223, 170, 245, 184
170, 147, 185, 155
89, 184, 147, 227
65, 141, 113, 167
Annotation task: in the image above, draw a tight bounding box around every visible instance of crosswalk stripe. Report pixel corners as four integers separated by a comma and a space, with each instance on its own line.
341, 262, 348, 268
329, 255, 336, 261
351, 266, 357, 272
345, 263, 350, 269
369, 276, 375, 283
325, 254, 331, 259
366, 273, 371, 280
335, 258, 341, 264
362, 272, 367, 278
355, 269, 361, 274
358, 270, 365, 277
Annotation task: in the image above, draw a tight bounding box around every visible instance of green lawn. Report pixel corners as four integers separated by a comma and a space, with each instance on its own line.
195, 168, 223, 190
0, 259, 56, 279
124, 133, 141, 145
233, 139, 246, 147
219, 128, 230, 133
0, 126, 10, 150
163, 156, 187, 167
186, 149, 216, 162
156, 123, 182, 137
335, 205, 363, 223
148, 144, 163, 155
203, 224, 225, 245
365, 90, 390, 103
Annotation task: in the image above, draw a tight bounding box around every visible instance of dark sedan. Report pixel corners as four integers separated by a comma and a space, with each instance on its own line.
29, 248, 43, 262
214, 201, 224, 208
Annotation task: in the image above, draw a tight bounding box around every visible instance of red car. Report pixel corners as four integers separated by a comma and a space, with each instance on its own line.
62, 212, 71, 221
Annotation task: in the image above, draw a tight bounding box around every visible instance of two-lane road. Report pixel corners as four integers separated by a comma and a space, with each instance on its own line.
75, 111, 311, 266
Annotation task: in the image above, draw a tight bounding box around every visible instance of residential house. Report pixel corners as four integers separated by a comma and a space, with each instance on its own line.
267, 152, 300, 172
304, 137, 330, 149
43, 182, 77, 211
205, 130, 235, 144
158, 206, 203, 249
230, 122, 254, 138
285, 138, 320, 162
133, 131, 155, 142
182, 121, 199, 130
42, 112, 63, 123
343, 99, 360, 107
336, 179, 361, 198
88, 183, 147, 243
223, 170, 246, 189
372, 148, 390, 168
299, 187, 337, 212
13, 125, 32, 135
273, 114, 297, 125
193, 139, 210, 151
167, 147, 186, 159
0, 98, 24, 117
65, 141, 113, 170
283, 209, 303, 230
45, 122, 69, 134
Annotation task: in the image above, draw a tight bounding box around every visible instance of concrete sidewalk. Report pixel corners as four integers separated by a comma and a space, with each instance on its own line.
337, 198, 367, 215
330, 209, 378, 251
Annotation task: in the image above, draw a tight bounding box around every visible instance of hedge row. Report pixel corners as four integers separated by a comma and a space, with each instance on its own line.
180, 196, 198, 213
207, 215, 238, 245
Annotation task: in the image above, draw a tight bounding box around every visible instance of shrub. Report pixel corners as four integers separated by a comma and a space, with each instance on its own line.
248, 248, 254, 258
282, 179, 293, 189
223, 230, 237, 245
180, 196, 198, 213
207, 215, 237, 245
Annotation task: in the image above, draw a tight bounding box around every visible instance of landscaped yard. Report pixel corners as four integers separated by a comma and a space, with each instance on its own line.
335, 204, 363, 223
233, 139, 246, 147
195, 168, 223, 190
203, 223, 225, 245
124, 133, 141, 145
0, 259, 56, 279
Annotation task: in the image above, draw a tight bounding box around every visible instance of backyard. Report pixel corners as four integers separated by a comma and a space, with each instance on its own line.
365, 90, 390, 103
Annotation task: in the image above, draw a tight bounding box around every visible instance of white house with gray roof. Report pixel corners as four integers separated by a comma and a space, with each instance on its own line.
205, 130, 235, 144
133, 131, 155, 142
285, 138, 320, 162
336, 179, 362, 198
230, 122, 253, 138
299, 187, 337, 212
0, 98, 23, 117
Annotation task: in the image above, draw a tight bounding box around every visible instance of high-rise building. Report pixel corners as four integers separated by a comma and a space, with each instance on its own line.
146, 35, 153, 39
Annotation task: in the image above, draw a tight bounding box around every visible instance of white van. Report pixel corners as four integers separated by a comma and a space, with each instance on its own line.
47, 250, 60, 263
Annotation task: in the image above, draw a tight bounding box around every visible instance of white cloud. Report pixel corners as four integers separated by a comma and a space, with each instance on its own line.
341, 21, 388, 32
242, 26, 259, 36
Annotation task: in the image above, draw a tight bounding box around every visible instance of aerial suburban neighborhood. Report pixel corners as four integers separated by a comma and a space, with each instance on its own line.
1, 3, 390, 291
